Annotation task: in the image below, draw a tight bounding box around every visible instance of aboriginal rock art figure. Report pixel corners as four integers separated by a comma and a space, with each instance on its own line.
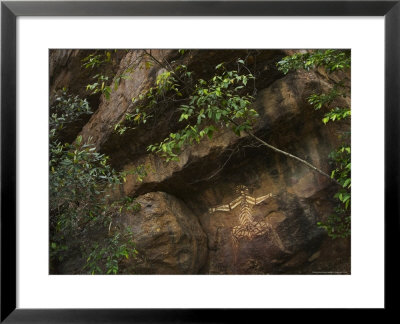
209, 185, 288, 263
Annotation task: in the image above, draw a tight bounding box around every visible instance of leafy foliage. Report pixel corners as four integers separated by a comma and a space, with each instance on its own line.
317, 146, 351, 238
331, 148, 351, 207
148, 67, 257, 161
115, 51, 342, 186
50, 90, 144, 274
83, 227, 139, 274
321, 107, 351, 124
82, 50, 159, 101
50, 49, 352, 275
114, 67, 188, 135
307, 85, 345, 110
307, 83, 351, 125
277, 50, 351, 238
81, 52, 111, 69
49, 89, 91, 131
113, 49, 351, 238
316, 206, 350, 239
82, 50, 133, 100
277, 49, 351, 74
115, 59, 257, 162
82, 51, 114, 99
85, 73, 112, 99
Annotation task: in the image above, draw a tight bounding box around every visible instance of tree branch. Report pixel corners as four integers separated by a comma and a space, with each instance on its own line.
226, 117, 340, 186
188, 146, 239, 184
136, 51, 341, 187
247, 131, 341, 186
143, 50, 185, 84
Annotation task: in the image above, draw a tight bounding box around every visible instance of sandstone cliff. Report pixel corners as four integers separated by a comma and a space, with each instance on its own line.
50, 49, 350, 274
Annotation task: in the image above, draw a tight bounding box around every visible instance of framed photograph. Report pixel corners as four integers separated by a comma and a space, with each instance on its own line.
1, 0, 397, 321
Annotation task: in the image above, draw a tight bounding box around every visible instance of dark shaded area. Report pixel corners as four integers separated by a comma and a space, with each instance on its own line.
99, 49, 287, 170
49, 49, 125, 144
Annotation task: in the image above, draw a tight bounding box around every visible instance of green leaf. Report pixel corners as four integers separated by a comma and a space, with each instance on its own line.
342, 194, 350, 203
114, 78, 120, 91
343, 178, 351, 188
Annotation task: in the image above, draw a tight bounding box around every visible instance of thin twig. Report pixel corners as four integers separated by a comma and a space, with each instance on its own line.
143, 50, 185, 84
247, 131, 341, 186
189, 147, 238, 184
226, 117, 341, 186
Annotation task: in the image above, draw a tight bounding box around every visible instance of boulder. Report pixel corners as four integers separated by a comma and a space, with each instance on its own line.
119, 192, 208, 274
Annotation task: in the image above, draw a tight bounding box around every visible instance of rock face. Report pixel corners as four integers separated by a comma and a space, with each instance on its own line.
50, 49, 351, 274
119, 192, 207, 274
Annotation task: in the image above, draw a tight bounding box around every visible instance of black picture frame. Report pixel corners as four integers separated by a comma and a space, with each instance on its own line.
1, 0, 398, 322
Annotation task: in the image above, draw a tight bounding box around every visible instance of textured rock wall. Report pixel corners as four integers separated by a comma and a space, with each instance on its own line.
50, 49, 350, 274
119, 192, 207, 274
